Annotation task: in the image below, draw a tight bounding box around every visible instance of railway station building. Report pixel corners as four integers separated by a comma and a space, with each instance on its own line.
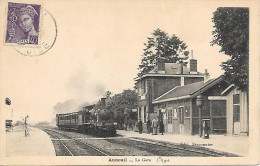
135, 56, 249, 136
135, 56, 209, 132
152, 76, 229, 135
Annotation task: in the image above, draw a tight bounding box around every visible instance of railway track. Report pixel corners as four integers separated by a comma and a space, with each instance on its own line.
104, 136, 238, 157
43, 128, 109, 156
42, 128, 237, 156
127, 137, 238, 157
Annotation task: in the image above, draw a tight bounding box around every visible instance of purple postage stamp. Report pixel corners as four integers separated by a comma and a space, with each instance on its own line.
5, 2, 41, 45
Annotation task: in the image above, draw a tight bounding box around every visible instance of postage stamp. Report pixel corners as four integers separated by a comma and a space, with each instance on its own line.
5, 2, 41, 45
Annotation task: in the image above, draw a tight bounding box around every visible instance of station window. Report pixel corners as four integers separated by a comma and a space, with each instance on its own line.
173, 109, 177, 118
178, 107, 185, 124
233, 94, 240, 122
168, 110, 173, 124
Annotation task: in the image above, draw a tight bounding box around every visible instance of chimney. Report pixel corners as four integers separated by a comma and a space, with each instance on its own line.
157, 57, 166, 73
189, 50, 197, 74
204, 69, 210, 83
101, 98, 106, 108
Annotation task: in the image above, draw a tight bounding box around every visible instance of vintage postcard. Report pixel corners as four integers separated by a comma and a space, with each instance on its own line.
0, 0, 259, 165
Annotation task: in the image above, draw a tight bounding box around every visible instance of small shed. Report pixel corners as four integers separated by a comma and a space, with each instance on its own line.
221, 85, 249, 135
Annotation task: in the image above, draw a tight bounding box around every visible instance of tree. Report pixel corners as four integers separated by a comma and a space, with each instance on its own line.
138, 28, 189, 77
13, 120, 23, 126
211, 7, 249, 91
35, 121, 50, 126
107, 89, 138, 128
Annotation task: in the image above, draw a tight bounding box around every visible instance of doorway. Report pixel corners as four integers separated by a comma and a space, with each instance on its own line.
178, 106, 185, 134
167, 109, 173, 133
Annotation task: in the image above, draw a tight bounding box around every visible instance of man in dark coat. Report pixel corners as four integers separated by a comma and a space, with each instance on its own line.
146, 119, 151, 134
138, 119, 143, 134
159, 120, 164, 135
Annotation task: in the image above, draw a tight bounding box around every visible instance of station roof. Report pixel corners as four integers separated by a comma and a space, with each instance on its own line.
153, 75, 224, 104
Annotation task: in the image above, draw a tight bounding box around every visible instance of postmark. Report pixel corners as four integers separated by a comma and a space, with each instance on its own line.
4, 2, 57, 56
5, 2, 41, 45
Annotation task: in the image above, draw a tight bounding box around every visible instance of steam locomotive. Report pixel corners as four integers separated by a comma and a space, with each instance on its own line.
56, 98, 116, 136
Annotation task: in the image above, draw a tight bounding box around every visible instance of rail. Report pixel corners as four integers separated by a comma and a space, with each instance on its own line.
43, 129, 73, 156
44, 128, 108, 156
130, 137, 238, 157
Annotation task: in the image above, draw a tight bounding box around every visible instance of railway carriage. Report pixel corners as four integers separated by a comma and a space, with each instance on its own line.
56, 112, 79, 130
56, 98, 116, 136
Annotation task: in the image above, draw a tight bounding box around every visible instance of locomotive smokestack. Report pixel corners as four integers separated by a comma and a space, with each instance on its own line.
101, 98, 106, 108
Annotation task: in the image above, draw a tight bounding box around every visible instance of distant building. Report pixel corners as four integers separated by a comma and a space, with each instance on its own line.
135, 56, 209, 131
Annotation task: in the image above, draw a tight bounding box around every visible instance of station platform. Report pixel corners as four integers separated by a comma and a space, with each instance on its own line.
5, 125, 56, 156
117, 130, 249, 157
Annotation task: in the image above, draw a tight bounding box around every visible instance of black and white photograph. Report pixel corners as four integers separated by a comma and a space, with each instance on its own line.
0, 0, 259, 165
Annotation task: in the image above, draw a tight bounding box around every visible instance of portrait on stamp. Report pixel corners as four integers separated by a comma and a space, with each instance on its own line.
5, 2, 41, 45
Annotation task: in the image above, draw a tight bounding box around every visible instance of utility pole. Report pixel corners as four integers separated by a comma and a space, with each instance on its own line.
24, 115, 29, 137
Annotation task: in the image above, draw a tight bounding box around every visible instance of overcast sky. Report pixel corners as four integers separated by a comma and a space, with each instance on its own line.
1, 0, 245, 123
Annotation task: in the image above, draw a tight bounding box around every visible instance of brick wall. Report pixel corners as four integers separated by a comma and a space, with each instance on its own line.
153, 77, 181, 99
184, 77, 204, 85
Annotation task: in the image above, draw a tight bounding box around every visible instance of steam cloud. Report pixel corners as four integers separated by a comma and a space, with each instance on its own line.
53, 65, 108, 114
53, 99, 84, 114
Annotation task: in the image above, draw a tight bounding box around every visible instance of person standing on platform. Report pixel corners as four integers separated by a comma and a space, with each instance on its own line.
138, 119, 143, 134
152, 118, 158, 135
146, 119, 151, 134
159, 119, 164, 135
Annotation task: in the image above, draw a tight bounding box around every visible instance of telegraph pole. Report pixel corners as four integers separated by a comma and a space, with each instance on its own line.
24, 115, 29, 137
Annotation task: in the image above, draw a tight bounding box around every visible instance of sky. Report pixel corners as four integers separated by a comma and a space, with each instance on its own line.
1, 0, 239, 123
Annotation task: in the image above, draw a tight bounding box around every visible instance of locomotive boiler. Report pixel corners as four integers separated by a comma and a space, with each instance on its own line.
56, 98, 116, 136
